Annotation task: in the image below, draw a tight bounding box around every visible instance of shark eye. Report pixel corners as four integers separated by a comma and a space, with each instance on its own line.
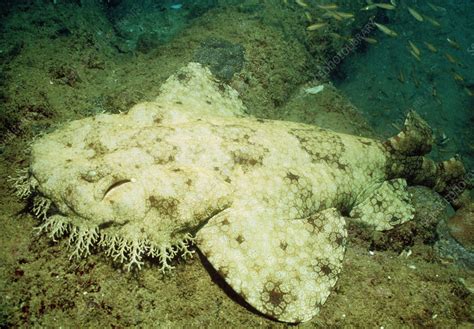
81, 166, 109, 183
103, 179, 133, 200
82, 170, 99, 182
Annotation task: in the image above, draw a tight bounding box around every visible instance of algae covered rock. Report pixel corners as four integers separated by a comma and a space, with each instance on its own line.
447, 204, 474, 252
193, 37, 245, 81
13, 63, 468, 323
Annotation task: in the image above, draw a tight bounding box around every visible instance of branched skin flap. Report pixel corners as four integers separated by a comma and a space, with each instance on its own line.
18, 63, 466, 323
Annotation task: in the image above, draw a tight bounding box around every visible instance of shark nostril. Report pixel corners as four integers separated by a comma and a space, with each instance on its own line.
103, 179, 133, 200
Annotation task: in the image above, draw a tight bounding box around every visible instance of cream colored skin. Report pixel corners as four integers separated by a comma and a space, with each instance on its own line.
25, 63, 444, 323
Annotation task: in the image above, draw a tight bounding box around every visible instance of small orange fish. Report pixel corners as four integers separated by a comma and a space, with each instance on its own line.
410, 50, 421, 61
323, 11, 342, 21
398, 70, 405, 83
317, 4, 338, 10
453, 72, 464, 82
408, 41, 421, 56
445, 53, 458, 64
334, 11, 354, 19
412, 73, 421, 87
375, 3, 396, 10
360, 4, 378, 11
424, 42, 438, 53
296, 0, 308, 8
362, 37, 378, 44
424, 15, 441, 27
408, 7, 424, 21
374, 22, 398, 37
306, 22, 327, 31
447, 37, 461, 49
324, 11, 354, 20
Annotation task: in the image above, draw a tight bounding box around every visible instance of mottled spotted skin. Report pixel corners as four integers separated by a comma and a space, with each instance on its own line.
107, 114, 389, 222
26, 63, 467, 323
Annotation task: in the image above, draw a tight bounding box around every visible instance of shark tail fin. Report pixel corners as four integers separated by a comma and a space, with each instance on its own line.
384, 111, 435, 156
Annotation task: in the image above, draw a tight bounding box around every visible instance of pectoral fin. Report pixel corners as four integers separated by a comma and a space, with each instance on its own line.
350, 178, 414, 231
196, 207, 346, 323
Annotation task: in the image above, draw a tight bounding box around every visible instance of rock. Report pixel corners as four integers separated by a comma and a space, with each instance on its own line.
193, 37, 245, 82
448, 205, 474, 252
436, 203, 474, 269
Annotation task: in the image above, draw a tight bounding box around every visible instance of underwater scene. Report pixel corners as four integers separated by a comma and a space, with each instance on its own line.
0, 0, 473, 327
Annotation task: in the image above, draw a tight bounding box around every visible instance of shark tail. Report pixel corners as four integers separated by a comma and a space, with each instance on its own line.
384, 111, 470, 204
384, 111, 435, 156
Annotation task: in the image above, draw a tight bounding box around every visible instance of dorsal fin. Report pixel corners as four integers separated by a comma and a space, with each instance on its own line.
155, 62, 247, 119
127, 63, 248, 126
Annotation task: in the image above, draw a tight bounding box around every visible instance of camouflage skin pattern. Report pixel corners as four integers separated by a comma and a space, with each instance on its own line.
20, 63, 466, 323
